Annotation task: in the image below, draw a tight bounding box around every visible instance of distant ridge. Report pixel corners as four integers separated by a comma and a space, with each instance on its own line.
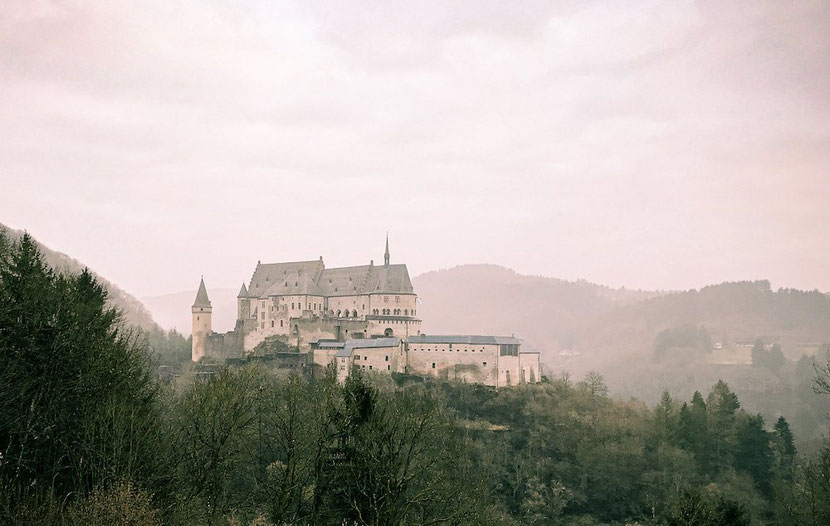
412, 264, 830, 370
0, 223, 159, 331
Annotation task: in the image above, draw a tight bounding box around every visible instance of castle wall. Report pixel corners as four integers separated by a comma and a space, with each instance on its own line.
406, 342, 499, 385
367, 318, 421, 338
368, 293, 417, 316
352, 342, 405, 374
327, 294, 371, 318
312, 348, 338, 370
519, 352, 541, 384
498, 354, 520, 387
204, 328, 244, 359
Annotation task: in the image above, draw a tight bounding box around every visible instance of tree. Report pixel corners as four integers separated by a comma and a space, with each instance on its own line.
772, 416, 796, 481
172, 366, 262, 524
520, 476, 573, 525
751, 339, 767, 368
582, 371, 608, 399
0, 233, 165, 520
666, 489, 749, 526
706, 381, 740, 473
654, 391, 676, 443
324, 373, 493, 525
734, 414, 772, 496
813, 345, 830, 395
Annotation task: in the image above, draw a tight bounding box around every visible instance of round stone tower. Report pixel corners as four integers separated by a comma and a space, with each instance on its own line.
191, 276, 212, 362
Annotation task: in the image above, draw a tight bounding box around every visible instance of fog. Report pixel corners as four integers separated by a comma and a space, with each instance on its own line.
2, 0, 829, 298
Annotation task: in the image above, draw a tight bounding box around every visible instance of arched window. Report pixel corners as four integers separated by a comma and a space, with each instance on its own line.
384, 328, 393, 337
343, 310, 349, 318
336, 309, 341, 317
352, 309, 357, 318
404, 309, 408, 316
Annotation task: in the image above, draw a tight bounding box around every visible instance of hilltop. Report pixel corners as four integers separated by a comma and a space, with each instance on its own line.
0, 224, 158, 331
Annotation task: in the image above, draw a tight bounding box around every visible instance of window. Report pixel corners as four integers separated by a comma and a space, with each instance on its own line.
197, 316, 199, 321
387, 365, 391, 370
260, 322, 264, 329
280, 320, 283, 327
385, 356, 389, 361
291, 303, 295, 309
431, 362, 436, 369
483, 362, 487, 366
270, 320, 274, 327
368, 365, 372, 370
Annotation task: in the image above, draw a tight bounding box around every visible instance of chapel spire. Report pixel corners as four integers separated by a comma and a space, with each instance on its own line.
384, 232, 390, 267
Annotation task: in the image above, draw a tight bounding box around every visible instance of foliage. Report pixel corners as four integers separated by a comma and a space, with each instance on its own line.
0, 232, 169, 523
65, 481, 162, 526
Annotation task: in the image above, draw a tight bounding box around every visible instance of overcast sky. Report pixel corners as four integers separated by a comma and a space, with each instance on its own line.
2, 0, 829, 297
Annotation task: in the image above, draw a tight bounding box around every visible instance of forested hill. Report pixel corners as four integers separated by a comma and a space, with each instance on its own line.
413, 265, 830, 363
413, 264, 662, 352
581, 280, 830, 355
0, 224, 158, 331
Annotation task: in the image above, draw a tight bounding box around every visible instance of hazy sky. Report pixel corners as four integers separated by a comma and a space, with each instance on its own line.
2, 0, 829, 297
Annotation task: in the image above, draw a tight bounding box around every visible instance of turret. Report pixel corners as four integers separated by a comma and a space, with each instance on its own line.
237, 282, 250, 321
191, 276, 212, 362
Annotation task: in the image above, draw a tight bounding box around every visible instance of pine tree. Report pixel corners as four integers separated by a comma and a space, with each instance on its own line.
654, 391, 675, 443
772, 416, 796, 481
706, 380, 739, 473
0, 232, 164, 517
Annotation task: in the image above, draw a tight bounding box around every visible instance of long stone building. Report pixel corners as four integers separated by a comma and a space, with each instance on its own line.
191, 238, 540, 387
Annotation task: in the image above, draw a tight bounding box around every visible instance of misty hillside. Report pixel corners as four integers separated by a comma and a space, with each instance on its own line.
580, 280, 830, 356
0, 224, 158, 331
414, 265, 830, 368
413, 264, 662, 352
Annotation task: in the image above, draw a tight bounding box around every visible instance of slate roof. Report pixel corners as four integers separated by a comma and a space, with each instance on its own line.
243, 259, 414, 298
237, 283, 248, 298
192, 277, 211, 308
247, 260, 324, 296
406, 335, 520, 345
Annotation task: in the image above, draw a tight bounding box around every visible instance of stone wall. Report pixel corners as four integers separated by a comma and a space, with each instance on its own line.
351, 342, 405, 375
406, 342, 500, 385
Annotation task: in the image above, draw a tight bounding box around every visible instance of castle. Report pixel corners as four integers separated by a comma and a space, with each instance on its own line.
192, 237, 540, 387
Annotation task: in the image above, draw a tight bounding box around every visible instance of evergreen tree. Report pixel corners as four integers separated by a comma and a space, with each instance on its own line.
688, 391, 711, 471
706, 381, 739, 473
734, 414, 773, 496
654, 390, 676, 443
772, 416, 796, 481
0, 233, 164, 520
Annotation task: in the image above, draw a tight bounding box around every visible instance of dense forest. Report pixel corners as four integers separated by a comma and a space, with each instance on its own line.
3, 233, 830, 525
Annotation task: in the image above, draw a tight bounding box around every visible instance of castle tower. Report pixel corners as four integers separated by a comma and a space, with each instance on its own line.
384, 233, 390, 267
192, 276, 212, 362
237, 282, 249, 320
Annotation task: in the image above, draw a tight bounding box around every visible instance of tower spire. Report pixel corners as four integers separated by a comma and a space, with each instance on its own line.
384, 232, 390, 267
